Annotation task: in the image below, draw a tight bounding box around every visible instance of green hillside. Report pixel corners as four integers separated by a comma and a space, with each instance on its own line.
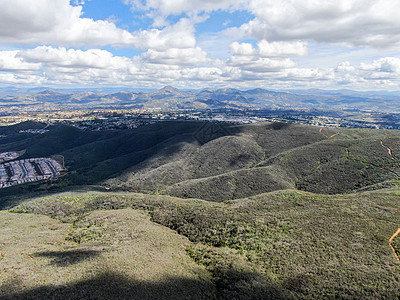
104, 122, 400, 200
1, 121, 400, 203
1, 121, 400, 298
1, 188, 399, 298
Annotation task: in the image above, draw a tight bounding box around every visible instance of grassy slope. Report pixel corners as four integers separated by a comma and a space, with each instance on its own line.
0, 208, 214, 299
165, 165, 293, 201
6, 188, 400, 299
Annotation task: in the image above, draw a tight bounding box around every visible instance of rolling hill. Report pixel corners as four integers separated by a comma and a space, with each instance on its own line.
1, 188, 399, 299
1, 120, 400, 203
103, 122, 400, 201
1, 121, 400, 298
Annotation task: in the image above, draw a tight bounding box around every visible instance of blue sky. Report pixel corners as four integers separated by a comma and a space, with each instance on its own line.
0, 0, 399, 91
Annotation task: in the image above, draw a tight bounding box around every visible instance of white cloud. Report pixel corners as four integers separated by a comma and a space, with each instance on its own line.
360, 57, 400, 73
336, 61, 355, 73
124, 0, 400, 49
230, 42, 256, 56
19, 46, 130, 70
0, 46, 212, 86
142, 47, 208, 66
258, 40, 308, 57
1, 45, 400, 90
0, 51, 41, 72
132, 18, 196, 51
228, 41, 301, 73
238, 0, 400, 48
283, 68, 335, 81
0, 46, 137, 85
333, 57, 400, 89
230, 40, 307, 57
181, 67, 224, 81
228, 56, 296, 72
72, 0, 87, 5
0, 0, 134, 46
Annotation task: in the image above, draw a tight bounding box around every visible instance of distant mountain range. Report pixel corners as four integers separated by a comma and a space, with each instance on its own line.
1, 86, 400, 112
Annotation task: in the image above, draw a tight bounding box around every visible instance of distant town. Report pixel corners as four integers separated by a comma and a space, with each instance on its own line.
1, 107, 400, 131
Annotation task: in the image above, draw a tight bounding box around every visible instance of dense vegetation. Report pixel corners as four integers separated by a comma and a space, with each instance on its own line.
2, 188, 399, 298
1, 120, 399, 202
1, 121, 399, 298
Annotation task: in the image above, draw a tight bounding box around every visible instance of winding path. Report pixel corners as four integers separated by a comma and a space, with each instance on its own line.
319, 128, 338, 138
389, 228, 400, 263
380, 140, 394, 159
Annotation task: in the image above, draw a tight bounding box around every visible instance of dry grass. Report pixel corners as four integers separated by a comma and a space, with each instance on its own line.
8, 188, 400, 298
0, 209, 214, 299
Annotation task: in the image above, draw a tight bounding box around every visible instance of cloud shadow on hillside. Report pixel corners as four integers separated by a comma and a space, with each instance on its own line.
33, 249, 102, 267
0, 270, 298, 300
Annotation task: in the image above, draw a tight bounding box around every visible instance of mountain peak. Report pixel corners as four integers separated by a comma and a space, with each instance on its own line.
36, 89, 59, 95
159, 86, 180, 93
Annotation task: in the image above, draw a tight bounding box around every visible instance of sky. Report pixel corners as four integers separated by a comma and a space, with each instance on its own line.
0, 0, 400, 91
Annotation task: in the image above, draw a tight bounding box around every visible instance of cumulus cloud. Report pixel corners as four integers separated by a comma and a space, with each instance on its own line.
228, 41, 301, 73
124, 0, 400, 49
19, 46, 130, 70
333, 57, 400, 89
283, 68, 335, 81
258, 40, 308, 57
1, 45, 400, 90
132, 18, 196, 51
228, 56, 296, 72
0, 46, 137, 85
0, 46, 212, 86
181, 67, 224, 81
231, 40, 307, 57
130, 18, 210, 67
0, 73, 44, 85
238, 0, 400, 48
230, 42, 256, 56
0, 51, 41, 72
360, 57, 400, 73
142, 47, 208, 66
0, 0, 134, 46
335, 57, 400, 81
336, 61, 356, 73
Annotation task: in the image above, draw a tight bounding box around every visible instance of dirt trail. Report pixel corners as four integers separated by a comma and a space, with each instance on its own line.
389, 228, 400, 263
320, 128, 339, 139
389, 228, 400, 242
381, 140, 394, 159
